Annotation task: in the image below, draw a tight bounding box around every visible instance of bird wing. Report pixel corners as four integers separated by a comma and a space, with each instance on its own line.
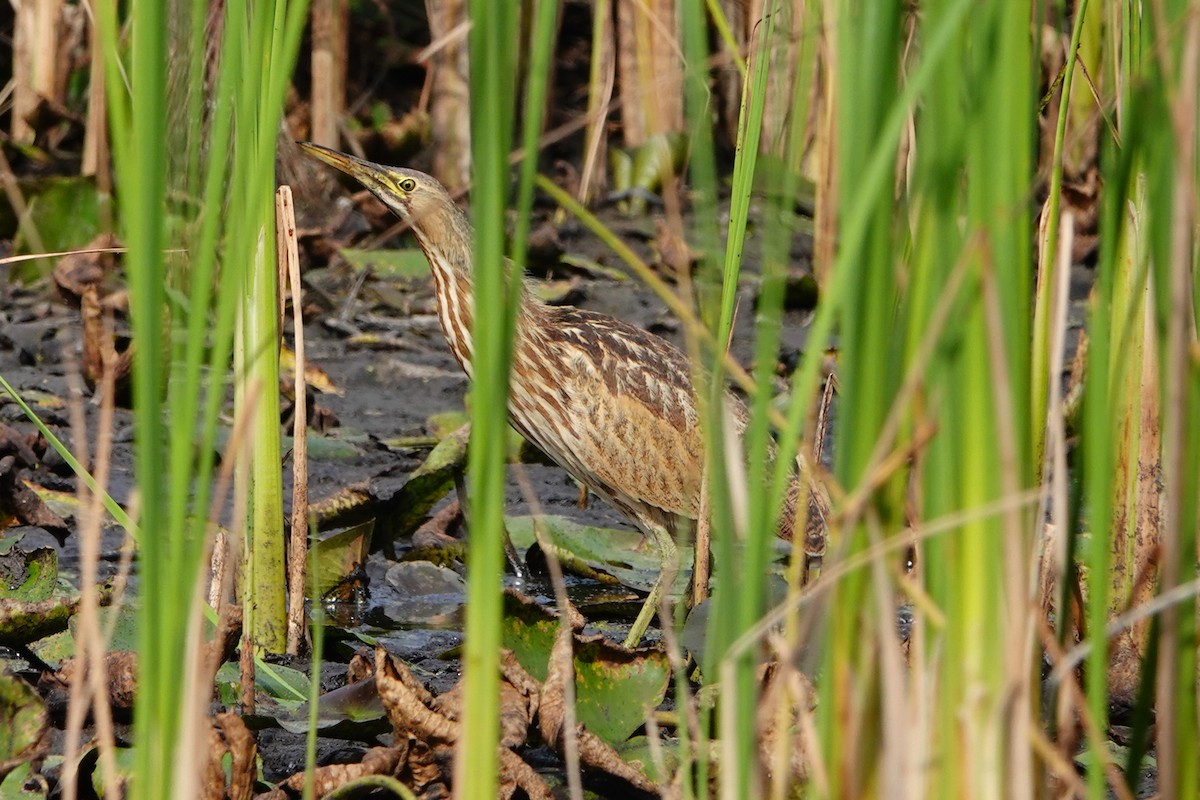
513, 307, 707, 525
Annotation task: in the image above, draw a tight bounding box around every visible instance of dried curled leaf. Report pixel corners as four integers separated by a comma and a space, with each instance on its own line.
203, 712, 257, 800
539, 626, 661, 795
257, 746, 405, 800
373, 647, 553, 800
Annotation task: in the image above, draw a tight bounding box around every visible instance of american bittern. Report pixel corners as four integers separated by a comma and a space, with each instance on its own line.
299, 142, 816, 648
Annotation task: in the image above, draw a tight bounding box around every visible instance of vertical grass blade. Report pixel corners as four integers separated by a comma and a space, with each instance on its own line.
708, 8, 778, 799
455, 1, 519, 796
121, 2, 171, 796
93, 0, 307, 794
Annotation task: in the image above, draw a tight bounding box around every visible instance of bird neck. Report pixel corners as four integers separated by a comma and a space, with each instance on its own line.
411, 205, 542, 378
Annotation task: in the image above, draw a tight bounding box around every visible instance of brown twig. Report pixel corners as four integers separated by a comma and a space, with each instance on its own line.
278, 186, 310, 655
61, 319, 121, 800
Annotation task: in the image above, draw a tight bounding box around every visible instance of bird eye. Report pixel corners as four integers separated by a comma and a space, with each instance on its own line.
399, 178, 417, 192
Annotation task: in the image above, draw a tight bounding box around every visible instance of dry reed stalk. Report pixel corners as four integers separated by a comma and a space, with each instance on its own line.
579, 0, 615, 203
82, 2, 109, 187
424, 0, 471, 189
310, 0, 348, 148
60, 346, 122, 800
615, 0, 684, 147
11, 0, 63, 142
278, 186, 310, 655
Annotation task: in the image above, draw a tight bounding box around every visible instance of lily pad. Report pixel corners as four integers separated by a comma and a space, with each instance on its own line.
0, 548, 57, 602
426, 410, 529, 460
308, 520, 374, 601
7, 176, 102, 282
80, 607, 137, 652
501, 593, 669, 746
276, 676, 389, 739
339, 247, 430, 279
25, 629, 74, 670
215, 661, 309, 714
0, 672, 48, 777
506, 515, 691, 595
615, 735, 679, 783
292, 432, 362, 461
500, 593, 561, 683
572, 638, 670, 745
368, 423, 471, 550
425, 411, 469, 440
0, 761, 47, 797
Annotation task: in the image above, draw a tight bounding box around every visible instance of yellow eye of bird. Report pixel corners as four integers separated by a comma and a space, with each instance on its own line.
399, 178, 417, 192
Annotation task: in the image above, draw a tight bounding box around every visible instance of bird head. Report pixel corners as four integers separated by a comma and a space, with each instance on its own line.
297, 142, 456, 233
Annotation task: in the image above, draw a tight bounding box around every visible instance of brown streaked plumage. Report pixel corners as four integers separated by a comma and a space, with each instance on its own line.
298, 142, 815, 647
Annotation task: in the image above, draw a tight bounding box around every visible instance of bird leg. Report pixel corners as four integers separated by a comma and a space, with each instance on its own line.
622, 525, 679, 649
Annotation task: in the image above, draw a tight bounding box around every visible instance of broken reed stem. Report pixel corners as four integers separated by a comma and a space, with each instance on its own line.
61, 343, 121, 800
578, 0, 614, 204
0, 145, 47, 255
277, 185, 309, 655
235, 381, 262, 713
692, 461, 711, 606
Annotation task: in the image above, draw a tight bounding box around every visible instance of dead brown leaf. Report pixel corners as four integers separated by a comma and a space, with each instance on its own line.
435, 651, 538, 751
280, 346, 343, 396
0, 452, 68, 541
204, 712, 257, 800
653, 218, 696, 280
757, 663, 814, 787
52, 233, 122, 307
44, 651, 138, 716
373, 646, 553, 800
256, 746, 406, 800
346, 647, 374, 684
79, 285, 133, 402
411, 498, 463, 548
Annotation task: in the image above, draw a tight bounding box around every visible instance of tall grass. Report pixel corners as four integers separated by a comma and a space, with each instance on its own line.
689, 0, 1200, 797
449, 0, 1200, 795
93, 1, 306, 796
453, 0, 525, 796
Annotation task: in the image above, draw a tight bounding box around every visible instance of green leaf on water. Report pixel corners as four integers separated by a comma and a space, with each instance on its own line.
615, 735, 679, 783
307, 519, 374, 601
500, 592, 560, 684
339, 247, 431, 279
276, 676, 389, 738
0, 761, 47, 798
572, 636, 670, 745
5, 176, 102, 281
500, 592, 669, 746
0, 548, 57, 603
506, 514, 691, 595
382, 424, 469, 540
426, 411, 469, 439
215, 661, 309, 712
0, 672, 48, 768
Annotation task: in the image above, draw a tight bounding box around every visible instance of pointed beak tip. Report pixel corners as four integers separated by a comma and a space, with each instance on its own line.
296, 141, 357, 174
